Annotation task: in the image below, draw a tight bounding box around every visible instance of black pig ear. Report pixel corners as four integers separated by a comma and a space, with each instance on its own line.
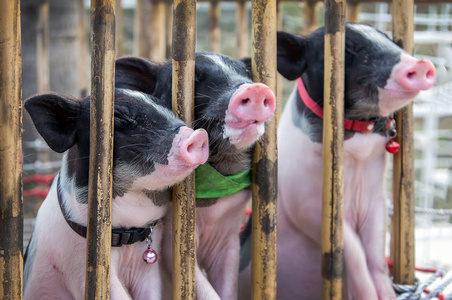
115, 57, 162, 94
24, 93, 80, 153
277, 31, 308, 80
240, 57, 252, 73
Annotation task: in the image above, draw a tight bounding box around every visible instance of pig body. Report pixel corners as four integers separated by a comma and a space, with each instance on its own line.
239, 23, 435, 299
115, 52, 276, 299
23, 89, 209, 299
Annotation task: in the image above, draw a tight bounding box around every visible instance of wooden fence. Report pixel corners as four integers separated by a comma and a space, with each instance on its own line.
1, 0, 448, 299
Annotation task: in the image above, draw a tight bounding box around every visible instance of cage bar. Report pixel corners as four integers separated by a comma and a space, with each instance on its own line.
150, 0, 167, 62
0, 1, 23, 299
250, 0, 278, 298
84, 0, 116, 298
171, 0, 197, 297
391, 0, 416, 286
209, 0, 221, 52
236, 0, 249, 58
321, 0, 346, 299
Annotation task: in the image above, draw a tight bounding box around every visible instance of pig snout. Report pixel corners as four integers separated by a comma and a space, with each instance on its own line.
176, 126, 209, 166
228, 83, 276, 127
388, 53, 436, 92
396, 55, 436, 91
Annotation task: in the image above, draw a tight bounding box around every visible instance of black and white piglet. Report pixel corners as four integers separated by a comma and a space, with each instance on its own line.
23, 89, 209, 299
115, 52, 276, 299
239, 23, 436, 300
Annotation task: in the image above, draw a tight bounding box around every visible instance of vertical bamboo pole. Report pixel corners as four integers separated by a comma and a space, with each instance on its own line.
250, 0, 277, 298
116, 0, 124, 57
346, 2, 360, 23
165, 2, 173, 59
37, 0, 50, 93
236, 0, 248, 58
321, 0, 345, 299
172, 0, 196, 297
78, 0, 90, 97
0, 1, 23, 299
391, 0, 415, 286
303, 1, 318, 34
209, 0, 221, 52
150, 0, 167, 62
84, 0, 115, 299
135, 0, 149, 57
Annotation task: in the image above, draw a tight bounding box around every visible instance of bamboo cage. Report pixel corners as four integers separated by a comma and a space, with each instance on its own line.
0, 0, 449, 299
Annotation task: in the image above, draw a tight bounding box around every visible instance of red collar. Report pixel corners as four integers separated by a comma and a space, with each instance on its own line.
296, 77, 399, 153
297, 77, 377, 133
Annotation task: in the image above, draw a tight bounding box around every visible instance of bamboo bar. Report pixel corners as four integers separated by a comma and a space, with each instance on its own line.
37, 0, 50, 93
236, 1, 248, 58
0, 1, 23, 299
78, 0, 90, 97
116, 0, 124, 57
209, 0, 221, 52
303, 1, 319, 34
84, 0, 116, 298
171, 0, 197, 297
346, 2, 360, 22
165, 2, 173, 59
391, 0, 416, 286
150, 1, 167, 62
135, 0, 150, 57
250, 0, 277, 298
321, 0, 345, 299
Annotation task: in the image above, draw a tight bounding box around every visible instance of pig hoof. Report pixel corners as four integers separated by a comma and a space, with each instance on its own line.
142, 247, 158, 264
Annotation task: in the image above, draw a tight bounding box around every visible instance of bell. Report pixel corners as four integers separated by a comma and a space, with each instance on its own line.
142, 247, 158, 264
386, 139, 400, 154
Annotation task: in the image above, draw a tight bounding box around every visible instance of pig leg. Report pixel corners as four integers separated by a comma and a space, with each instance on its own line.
358, 200, 396, 300
343, 223, 378, 300
196, 263, 221, 300
205, 238, 240, 300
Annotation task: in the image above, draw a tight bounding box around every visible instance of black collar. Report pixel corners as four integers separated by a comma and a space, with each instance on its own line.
57, 176, 156, 247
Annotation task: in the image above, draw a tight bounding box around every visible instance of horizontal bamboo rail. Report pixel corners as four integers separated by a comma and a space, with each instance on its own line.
0, 1, 23, 299
84, 0, 116, 298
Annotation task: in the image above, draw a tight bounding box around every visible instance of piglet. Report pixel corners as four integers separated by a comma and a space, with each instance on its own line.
115, 52, 276, 299
23, 88, 209, 299
239, 23, 436, 300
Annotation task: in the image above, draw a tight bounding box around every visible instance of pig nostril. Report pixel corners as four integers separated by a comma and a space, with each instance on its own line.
426, 70, 435, 80
407, 71, 416, 79
242, 98, 250, 105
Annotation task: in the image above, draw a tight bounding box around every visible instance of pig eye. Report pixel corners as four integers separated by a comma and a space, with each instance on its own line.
114, 108, 135, 128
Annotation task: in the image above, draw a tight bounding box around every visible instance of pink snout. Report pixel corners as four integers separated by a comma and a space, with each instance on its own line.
177, 127, 209, 166
397, 54, 436, 91
228, 83, 276, 126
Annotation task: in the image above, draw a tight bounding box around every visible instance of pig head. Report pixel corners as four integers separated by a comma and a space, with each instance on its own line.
239, 23, 435, 300
115, 52, 276, 300
23, 89, 208, 299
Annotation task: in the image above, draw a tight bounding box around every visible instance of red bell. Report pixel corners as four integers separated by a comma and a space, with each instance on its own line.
386, 139, 400, 154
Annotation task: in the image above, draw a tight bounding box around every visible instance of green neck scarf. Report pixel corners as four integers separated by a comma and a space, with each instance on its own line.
195, 163, 252, 198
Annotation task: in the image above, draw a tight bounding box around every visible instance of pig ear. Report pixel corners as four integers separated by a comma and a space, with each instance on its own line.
115, 57, 162, 94
240, 57, 252, 73
24, 93, 80, 153
277, 30, 308, 80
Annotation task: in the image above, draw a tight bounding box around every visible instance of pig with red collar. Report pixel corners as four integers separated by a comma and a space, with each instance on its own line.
23, 89, 209, 299
239, 23, 436, 299
115, 52, 276, 299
